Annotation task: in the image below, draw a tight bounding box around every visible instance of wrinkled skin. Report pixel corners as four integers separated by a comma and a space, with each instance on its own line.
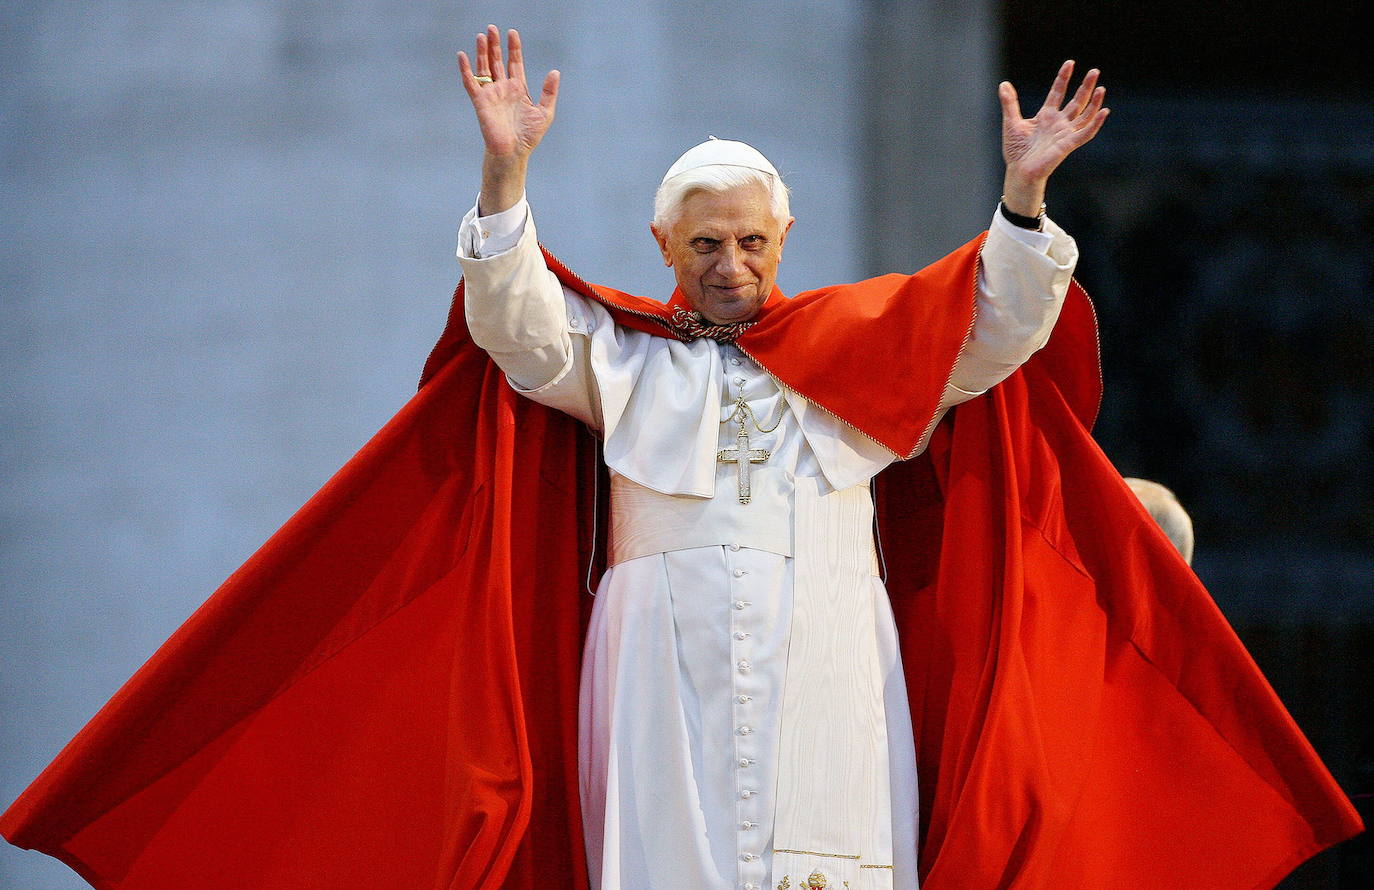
650, 184, 794, 325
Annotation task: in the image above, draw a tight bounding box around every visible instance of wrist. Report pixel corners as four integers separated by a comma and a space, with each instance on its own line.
1000, 171, 1047, 219
479, 152, 529, 216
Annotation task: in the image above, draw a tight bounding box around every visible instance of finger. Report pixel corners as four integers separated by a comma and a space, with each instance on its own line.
1069, 86, 1105, 132
1067, 107, 1110, 148
1086, 107, 1110, 140
1067, 68, 1099, 118
539, 69, 561, 115
1064, 71, 1091, 117
998, 81, 1021, 122
507, 28, 528, 88
474, 32, 489, 77
457, 51, 481, 99
1075, 85, 1106, 124
1042, 59, 1074, 111
487, 24, 507, 80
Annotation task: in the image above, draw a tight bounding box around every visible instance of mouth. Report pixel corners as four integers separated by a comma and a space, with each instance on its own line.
697, 282, 762, 324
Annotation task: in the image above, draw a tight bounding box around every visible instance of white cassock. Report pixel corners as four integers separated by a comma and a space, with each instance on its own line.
458, 199, 1077, 890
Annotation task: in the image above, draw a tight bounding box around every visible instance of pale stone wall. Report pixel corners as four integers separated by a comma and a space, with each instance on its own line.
0, 3, 993, 885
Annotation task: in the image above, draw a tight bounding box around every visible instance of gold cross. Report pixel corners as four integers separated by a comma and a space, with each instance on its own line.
717, 425, 770, 504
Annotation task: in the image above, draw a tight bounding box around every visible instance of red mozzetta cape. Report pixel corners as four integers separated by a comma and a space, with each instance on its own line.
2, 235, 1362, 889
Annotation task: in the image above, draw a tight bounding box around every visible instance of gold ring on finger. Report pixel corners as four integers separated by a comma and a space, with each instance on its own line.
473, 75, 494, 85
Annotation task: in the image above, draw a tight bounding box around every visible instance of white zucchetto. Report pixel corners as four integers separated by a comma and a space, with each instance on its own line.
661, 137, 780, 184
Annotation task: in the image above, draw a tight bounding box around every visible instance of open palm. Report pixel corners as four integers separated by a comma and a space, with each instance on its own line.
458, 26, 559, 160
1000, 60, 1108, 184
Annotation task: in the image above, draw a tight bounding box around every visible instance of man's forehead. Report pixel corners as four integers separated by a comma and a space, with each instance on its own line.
674, 186, 777, 232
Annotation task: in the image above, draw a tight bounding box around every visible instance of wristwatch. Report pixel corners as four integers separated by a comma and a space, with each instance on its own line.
999, 198, 1046, 231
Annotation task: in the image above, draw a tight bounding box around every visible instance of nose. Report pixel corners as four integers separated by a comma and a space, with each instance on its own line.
715, 243, 746, 277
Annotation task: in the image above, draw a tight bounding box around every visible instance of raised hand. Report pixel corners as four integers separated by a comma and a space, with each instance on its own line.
998, 61, 1108, 217
457, 26, 560, 214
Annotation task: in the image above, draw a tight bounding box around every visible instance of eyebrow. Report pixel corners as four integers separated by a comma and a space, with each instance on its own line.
688, 231, 767, 241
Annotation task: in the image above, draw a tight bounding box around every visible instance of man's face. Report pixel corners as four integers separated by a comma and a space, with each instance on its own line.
651, 183, 794, 325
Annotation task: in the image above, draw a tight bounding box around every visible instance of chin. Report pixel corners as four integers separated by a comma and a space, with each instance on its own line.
705, 305, 758, 324
703, 295, 764, 324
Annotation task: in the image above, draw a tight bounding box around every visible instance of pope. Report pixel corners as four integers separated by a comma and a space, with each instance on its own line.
456, 23, 1102, 890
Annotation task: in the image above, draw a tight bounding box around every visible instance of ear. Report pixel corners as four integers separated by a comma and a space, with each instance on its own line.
650, 222, 673, 267
778, 217, 795, 253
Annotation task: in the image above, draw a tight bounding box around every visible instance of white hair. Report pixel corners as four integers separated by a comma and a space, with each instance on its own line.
1125, 477, 1195, 565
652, 165, 791, 230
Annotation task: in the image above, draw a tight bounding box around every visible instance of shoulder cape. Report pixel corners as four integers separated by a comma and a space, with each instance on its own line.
2, 236, 1361, 889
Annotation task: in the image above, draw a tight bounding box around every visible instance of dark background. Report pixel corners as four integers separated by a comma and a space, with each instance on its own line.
1002, 2, 1373, 886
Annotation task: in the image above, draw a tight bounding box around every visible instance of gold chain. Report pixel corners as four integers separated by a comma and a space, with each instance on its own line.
724, 381, 783, 434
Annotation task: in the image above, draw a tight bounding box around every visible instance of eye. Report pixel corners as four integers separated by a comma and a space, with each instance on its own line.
690, 238, 720, 253
740, 235, 767, 249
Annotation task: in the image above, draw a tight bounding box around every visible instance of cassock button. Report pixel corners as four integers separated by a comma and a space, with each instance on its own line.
734, 631, 750, 640
741, 820, 757, 830
569, 317, 580, 329
733, 568, 747, 577
731, 357, 742, 366
733, 375, 746, 386
729, 543, 741, 551
738, 757, 754, 767
736, 694, 752, 704
740, 789, 756, 799
737, 659, 752, 673
744, 884, 757, 890
740, 852, 759, 862
736, 725, 753, 735
734, 600, 749, 610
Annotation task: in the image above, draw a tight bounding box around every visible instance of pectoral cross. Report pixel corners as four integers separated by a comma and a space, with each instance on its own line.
717, 425, 770, 505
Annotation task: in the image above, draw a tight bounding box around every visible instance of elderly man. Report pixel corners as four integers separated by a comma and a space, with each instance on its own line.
1, 25, 1360, 890
455, 25, 1103, 890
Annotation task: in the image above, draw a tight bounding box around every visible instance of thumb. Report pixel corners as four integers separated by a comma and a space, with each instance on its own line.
998, 81, 1021, 122
539, 69, 560, 115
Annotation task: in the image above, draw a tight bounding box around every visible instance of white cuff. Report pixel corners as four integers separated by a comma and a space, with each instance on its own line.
458, 193, 530, 259
989, 205, 1055, 253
